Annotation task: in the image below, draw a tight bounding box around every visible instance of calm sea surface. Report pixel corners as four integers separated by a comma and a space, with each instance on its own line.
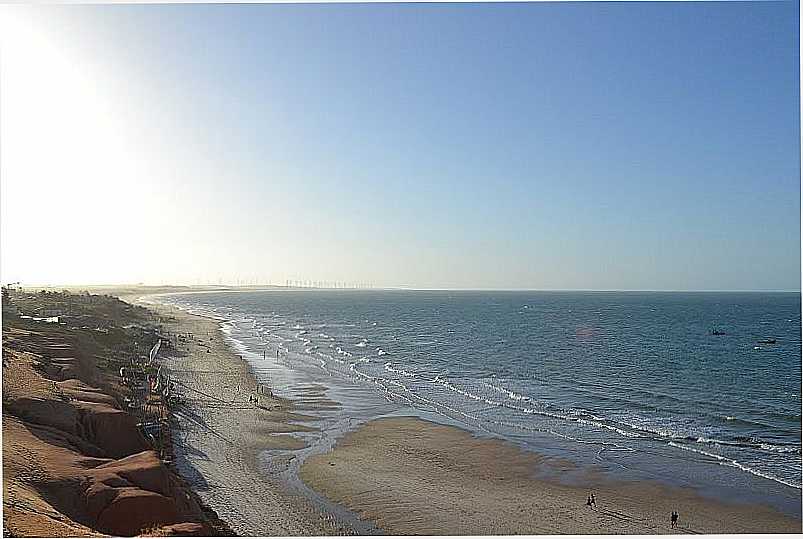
159, 290, 801, 515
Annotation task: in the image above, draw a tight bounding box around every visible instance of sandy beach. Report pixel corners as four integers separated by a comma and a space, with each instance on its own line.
139, 296, 358, 536
299, 416, 801, 535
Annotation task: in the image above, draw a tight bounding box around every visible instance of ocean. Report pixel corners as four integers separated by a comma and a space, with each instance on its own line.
158, 290, 802, 515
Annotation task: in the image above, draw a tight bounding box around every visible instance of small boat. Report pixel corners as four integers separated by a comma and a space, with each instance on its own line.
711, 329, 726, 336
757, 338, 777, 345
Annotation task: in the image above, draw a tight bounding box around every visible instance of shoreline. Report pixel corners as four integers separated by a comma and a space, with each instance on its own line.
300, 415, 802, 535
137, 289, 801, 536
137, 294, 368, 536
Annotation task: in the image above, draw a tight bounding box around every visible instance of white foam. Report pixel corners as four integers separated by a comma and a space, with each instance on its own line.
384, 362, 417, 377
668, 442, 801, 489
482, 381, 533, 402
433, 376, 503, 408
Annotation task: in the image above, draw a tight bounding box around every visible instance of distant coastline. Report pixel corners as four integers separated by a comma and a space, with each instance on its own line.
14, 283, 803, 294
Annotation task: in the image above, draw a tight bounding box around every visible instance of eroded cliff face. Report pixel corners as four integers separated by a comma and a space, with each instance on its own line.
2, 296, 231, 538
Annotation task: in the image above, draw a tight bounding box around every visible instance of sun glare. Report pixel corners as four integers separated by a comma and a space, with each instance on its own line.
1, 8, 159, 284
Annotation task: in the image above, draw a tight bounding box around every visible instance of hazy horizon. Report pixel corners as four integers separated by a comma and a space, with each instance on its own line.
13, 282, 802, 294
1, 2, 800, 291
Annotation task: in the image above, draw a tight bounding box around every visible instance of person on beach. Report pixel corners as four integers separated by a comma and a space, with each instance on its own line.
671, 511, 678, 528
590, 493, 596, 508
586, 495, 593, 508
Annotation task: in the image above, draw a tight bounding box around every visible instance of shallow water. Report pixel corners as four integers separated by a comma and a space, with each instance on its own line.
158, 290, 802, 517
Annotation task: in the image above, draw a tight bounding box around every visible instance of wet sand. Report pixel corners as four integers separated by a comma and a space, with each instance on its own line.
140, 297, 356, 536
300, 416, 802, 535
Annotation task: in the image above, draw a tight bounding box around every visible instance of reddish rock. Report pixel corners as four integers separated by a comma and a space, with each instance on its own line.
96, 488, 179, 536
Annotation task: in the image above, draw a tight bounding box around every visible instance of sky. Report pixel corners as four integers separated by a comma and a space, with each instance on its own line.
0, 1, 799, 290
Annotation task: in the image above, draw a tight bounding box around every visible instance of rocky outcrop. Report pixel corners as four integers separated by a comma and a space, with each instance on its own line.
3, 326, 229, 537
80, 451, 206, 536
6, 395, 149, 460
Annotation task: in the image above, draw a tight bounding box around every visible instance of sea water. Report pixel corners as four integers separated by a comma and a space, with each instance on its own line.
158, 290, 801, 516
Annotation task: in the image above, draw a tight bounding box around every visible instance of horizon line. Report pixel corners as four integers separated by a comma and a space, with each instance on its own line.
8, 283, 801, 294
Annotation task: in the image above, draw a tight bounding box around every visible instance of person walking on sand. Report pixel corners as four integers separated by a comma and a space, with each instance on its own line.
586, 495, 593, 508
671, 510, 678, 528
590, 493, 596, 508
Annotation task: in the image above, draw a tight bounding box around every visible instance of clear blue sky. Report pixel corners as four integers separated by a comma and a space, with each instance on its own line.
0, 2, 799, 290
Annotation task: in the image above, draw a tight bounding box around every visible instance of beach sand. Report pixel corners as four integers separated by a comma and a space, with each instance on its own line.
141, 297, 356, 536
300, 416, 802, 535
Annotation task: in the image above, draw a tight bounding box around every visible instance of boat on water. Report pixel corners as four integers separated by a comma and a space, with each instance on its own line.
757, 338, 777, 345
711, 329, 726, 336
